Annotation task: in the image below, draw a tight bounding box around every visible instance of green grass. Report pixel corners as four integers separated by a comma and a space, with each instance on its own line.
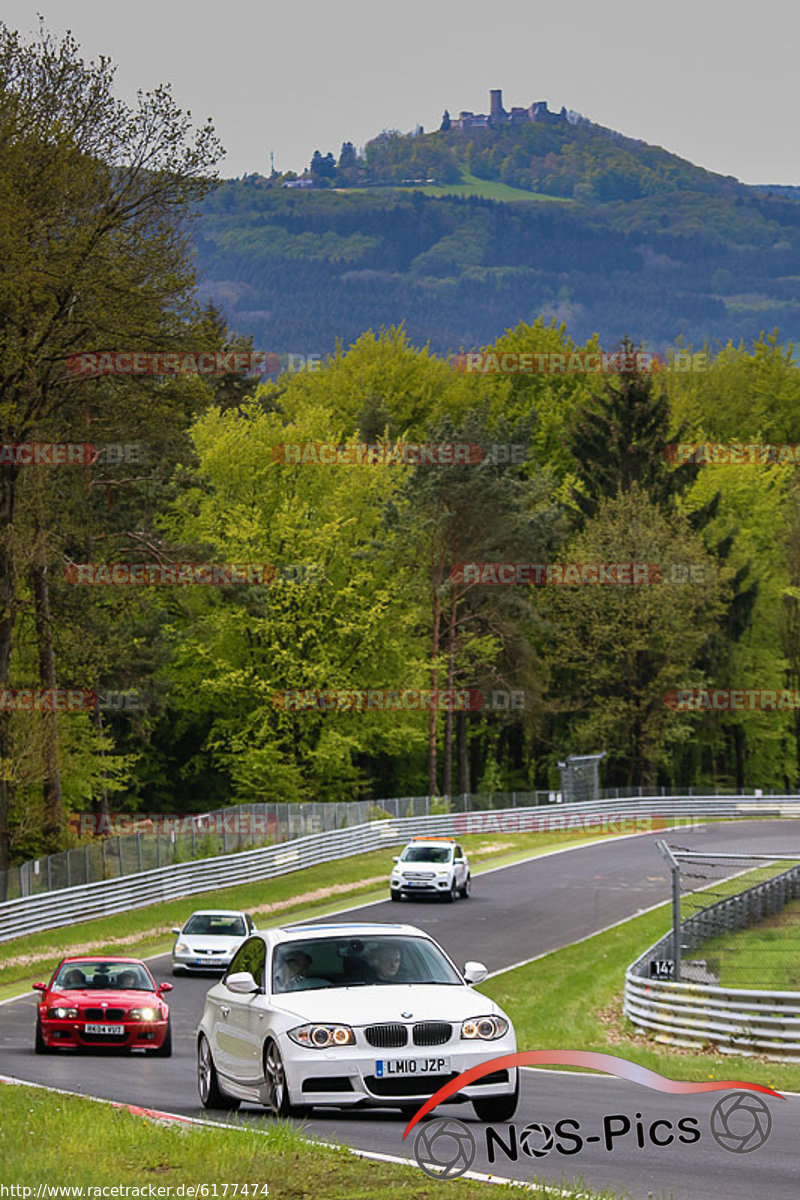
685, 893, 800, 991
0, 1081, 627, 1197
337, 172, 572, 204
478, 898, 799, 1093
0, 827, 644, 997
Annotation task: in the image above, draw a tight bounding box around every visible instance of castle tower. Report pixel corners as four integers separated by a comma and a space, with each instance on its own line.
489, 89, 504, 118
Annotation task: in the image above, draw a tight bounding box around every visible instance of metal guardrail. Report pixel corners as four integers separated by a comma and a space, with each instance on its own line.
2, 792, 800, 944
625, 862, 800, 1060
2, 785, 787, 903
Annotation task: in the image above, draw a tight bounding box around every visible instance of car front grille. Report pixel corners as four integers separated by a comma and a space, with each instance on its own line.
365, 1072, 458, 1097
83, 1008, 126, 1020
412, 1022, 452, 1046
364, 1023, 408, 1048
403, 871, 435, 880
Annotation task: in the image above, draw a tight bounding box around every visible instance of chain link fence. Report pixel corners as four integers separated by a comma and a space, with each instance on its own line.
653, 843, 800, 988
0, 784, 786, 903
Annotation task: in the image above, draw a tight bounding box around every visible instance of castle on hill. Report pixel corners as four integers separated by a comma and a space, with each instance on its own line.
445, 89, 585, 131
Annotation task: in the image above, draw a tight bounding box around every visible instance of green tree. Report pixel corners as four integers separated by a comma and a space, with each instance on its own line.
0, 20, 221, 871
538, 488, 724, 787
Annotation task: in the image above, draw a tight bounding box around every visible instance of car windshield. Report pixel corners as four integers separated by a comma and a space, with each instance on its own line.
400, 846, 452, 863
271, 935, 462, 992
184, 914, 246, 937
54, 961, 154, 991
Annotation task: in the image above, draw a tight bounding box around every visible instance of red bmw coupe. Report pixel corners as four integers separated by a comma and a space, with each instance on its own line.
33, 956, 173, 1055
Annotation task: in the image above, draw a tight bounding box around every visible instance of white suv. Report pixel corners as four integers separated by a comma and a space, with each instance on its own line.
390, 838, 471, 902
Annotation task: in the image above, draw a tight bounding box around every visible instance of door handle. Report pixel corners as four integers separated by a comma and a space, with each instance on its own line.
220, 1005, 230, 1018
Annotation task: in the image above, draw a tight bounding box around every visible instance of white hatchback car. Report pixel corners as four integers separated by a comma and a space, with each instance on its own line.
196, 922, 518, 1121
171, 909, 255, 974
389, 837, 471, 902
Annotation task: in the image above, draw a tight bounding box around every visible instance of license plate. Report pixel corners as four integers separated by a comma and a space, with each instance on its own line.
84, 1023, 124, 1035
194, 959, 208, 965
405, 881, 428, 887
375, 1057, 450, 1077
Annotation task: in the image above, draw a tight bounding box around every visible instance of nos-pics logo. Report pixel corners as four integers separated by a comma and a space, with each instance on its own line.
404, 1051, 781, 1181
413, 1093, 773, 1180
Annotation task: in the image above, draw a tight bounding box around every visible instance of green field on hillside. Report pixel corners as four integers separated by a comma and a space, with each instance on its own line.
351, 171, 573, 204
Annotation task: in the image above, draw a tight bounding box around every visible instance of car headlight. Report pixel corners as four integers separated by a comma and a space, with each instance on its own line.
130, 1007, 159, 1021
175, 942, 190, 954
461, 1015, 509, 1040
288, 1024, 355, 1048
49, 1006, 78, 1019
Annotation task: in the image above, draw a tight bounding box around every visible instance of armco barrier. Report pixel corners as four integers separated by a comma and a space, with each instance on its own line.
2, 794, 800, 944
624, 862, 800, 1060
5, 786, 788, 903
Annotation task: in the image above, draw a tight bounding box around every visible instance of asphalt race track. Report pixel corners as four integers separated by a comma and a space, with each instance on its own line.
2, 821, 798, 1199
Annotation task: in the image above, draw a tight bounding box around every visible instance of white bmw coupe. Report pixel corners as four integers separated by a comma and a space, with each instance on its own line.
196, 922, 518, 1121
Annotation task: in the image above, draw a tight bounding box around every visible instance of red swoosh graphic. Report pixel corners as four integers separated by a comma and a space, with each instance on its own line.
401, 1049, 784, 1139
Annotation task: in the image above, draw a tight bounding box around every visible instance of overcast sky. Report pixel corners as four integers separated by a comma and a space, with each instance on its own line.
3, 0, 798, 185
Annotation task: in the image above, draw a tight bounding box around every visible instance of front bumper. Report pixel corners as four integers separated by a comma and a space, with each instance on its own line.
40, 1017, 169, 1051
281, 1033, 517, 1109
390, 875, 453, 895
172, 950, 233, 971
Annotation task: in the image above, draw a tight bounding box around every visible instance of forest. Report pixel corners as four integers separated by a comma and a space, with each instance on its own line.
3, 25, 800, 874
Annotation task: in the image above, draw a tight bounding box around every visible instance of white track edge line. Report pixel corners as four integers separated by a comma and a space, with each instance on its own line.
0, 1072, 593, 1195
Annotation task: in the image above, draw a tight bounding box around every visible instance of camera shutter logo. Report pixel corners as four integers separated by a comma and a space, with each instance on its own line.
413, 1117, 476, 1179
520, 1122, 555, 1158
710, 1092, 772, 1153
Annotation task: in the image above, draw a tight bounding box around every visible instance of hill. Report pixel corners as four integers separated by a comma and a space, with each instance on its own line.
191, 103, 800, 355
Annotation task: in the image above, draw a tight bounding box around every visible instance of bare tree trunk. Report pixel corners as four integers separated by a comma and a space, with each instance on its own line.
92, 704, 110, 822
428, 579, 441, 796
442, 598, 457, 798
0, 466, 20, 885
31, 535, 63, 851
457, 709, 470, 795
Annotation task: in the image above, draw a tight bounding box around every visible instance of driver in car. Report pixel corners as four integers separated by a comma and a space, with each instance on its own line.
369, 944, 409, 982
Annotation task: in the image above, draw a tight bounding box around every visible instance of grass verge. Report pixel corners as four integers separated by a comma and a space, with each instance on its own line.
682, 890, 800, 992
0, 1081, 627, 1197
0, 828, 646, 997
478, 900, 800, 1093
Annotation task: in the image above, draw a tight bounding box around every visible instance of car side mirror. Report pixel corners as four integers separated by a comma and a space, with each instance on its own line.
171, 927, 181, 935
392, 856, 400, 863
226, 971, 260, 995
463, 961, 488, 984
32, 982, 46, 992
156, 982, 174, 995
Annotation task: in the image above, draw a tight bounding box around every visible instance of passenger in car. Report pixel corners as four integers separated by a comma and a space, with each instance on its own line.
282, 951, 312, 988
